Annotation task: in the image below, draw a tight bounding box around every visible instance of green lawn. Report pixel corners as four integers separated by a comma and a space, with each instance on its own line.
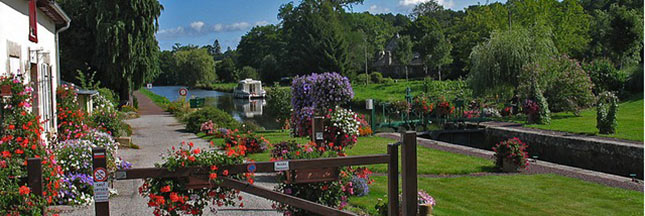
350, 174, 644, 215
524, 94, 643, 141
199, 83, 239, 93
219, 130, 494, 175
352, 79, 469, 104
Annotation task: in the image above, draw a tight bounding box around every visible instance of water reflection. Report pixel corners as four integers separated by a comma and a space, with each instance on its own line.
148, 86, 279, 129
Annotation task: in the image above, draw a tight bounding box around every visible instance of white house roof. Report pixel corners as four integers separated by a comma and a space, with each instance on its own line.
238, 79, 262, 84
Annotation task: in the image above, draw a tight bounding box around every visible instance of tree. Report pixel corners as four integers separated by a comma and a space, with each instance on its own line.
237, 25, 285, 71
238, 66, 259, 80
469, 26, 557, 97
606, 4, 643, 66
260, 54, 281, 82
154, 50, 177, 85
280, 0, 350, 77
217, 57, 238, 83
418, 30, 453, 80
174, 48, 216, 87
88, 0, 162, 104
393, 35, 413, 81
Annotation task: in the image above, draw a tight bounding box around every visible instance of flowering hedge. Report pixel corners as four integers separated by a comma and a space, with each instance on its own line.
139, 142, 254, 215
219, 129, 269, 154
493, 137, 529, 169
57, 84, 89, 141
0, 76, 62, 215
270, 141, 372, 215
91, 94, 124, 137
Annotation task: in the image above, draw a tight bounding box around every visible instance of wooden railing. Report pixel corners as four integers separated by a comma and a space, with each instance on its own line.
92, 118, 419, 216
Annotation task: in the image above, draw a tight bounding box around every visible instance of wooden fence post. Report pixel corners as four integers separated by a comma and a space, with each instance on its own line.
92, 147, 110, 216
312, 116, 324, 145
27, 158, 44, 214
401, 131, 417, 216
387, 143, 399, 216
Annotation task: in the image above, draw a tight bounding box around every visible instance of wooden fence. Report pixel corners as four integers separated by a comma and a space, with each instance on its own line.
89, 117, 419, 216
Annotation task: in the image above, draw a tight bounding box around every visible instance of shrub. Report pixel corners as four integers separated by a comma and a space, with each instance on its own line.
185, 107, 241, 133
382, 77, 395, 84
220, 130, 269, 154
492, 137, 529, 170
583, 59, 628, 94
0, 76, 62, 213
266, 87, 292, 125
370, 72, 384, 83
355, 73, 369, 84
239, 66, 259, 80
166, 96, 189, 115
57, 84, 90, 141
597, 92, 619, 134
412, 95, 434, 115
96, 88, 119, 107
625, 64, 644, 93
520, 55, 595, 113
91, 94, 123, 137
435, 97, 454, 116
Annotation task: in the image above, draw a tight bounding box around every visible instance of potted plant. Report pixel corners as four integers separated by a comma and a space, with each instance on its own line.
493, 138, 529, 172
418, 190, 437, 216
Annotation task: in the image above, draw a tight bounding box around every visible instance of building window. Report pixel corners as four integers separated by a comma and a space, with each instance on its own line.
9, 57, 20, 76
40, 63, 53, 130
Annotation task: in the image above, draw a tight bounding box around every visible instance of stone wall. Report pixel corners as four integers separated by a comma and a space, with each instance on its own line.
431, 126, 644, 178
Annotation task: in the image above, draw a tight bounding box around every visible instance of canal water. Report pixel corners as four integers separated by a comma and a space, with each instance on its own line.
148, 86, 280, 130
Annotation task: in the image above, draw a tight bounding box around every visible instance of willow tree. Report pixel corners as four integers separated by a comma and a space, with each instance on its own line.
92, 0, 163, 104
468, 26, 557, 97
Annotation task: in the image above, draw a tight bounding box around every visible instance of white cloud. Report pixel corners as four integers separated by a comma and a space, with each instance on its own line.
190, 21, 205, 31
157, 20, 270, 40
368, 4, 391, 14
399, 0, 455, 9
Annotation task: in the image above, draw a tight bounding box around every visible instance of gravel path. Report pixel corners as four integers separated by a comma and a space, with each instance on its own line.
55, 91, 280, 216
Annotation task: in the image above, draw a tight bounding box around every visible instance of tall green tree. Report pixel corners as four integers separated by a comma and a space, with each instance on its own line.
469, 26, 557, 97
418, 30, 453, 80
174, 48, 216, 87
217, 57, 238, 83
280, 0, 351, 76
393, 35, 413, 81
237, 25, 285, 72
85, 0, 163, 104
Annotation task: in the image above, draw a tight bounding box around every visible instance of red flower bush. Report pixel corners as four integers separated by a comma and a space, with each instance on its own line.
436, 97, 455, 116
218, 129, 269, 154
0, 76, 62, 215
56, 84, 89, 141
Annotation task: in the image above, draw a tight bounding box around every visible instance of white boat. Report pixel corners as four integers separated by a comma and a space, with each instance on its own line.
233, 79, 266, 99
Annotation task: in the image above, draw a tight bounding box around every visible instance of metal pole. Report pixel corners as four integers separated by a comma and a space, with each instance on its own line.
401, 131, 418, 216
387, 143, 400, 216
312, 116, 324, 146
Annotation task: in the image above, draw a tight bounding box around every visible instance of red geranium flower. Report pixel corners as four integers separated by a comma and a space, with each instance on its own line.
19, 185, 31, 195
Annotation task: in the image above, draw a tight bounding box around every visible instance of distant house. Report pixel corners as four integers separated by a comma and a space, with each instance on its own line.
372, 34, 427, 79
0, 0, 71, 135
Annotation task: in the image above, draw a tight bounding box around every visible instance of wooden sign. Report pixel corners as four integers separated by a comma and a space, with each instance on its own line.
285, 167, 338, 184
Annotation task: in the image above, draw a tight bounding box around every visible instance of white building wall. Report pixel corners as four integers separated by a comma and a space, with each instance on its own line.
0, 0, 60, 134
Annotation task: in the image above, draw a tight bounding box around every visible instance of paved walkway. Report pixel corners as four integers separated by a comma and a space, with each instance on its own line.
56, 91, 280, 216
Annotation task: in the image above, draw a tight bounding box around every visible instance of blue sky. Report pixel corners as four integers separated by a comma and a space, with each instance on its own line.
157, 0, 506, 50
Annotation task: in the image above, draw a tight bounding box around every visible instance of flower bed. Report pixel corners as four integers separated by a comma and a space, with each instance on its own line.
139, 141, 253, 215
57, 84, 89, 141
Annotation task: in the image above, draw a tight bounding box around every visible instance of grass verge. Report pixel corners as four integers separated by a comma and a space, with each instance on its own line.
138, 88, 170, 108
350, 174, 644, 215
523, 94, 643, 141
